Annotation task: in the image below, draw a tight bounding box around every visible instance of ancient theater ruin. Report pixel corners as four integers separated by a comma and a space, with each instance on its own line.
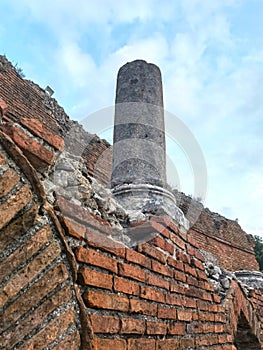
0, 55, 263, 349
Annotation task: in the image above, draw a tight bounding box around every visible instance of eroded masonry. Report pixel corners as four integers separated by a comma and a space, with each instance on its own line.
0, 55, 262, 349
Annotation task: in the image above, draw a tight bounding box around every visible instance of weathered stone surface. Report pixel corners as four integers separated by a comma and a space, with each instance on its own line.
0, 184, 32, 230
111, 60, 166, 188
111, 60, 188, 231
235, 270, 263, 290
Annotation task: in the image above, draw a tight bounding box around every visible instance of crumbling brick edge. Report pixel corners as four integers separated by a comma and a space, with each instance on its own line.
0, 128, 94, 350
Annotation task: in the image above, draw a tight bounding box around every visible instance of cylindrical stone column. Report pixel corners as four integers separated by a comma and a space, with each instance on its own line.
111, 60, 166, 189
110, 60, 188, 228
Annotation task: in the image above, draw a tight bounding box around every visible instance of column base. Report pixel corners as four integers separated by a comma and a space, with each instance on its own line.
111, 183, 189, 230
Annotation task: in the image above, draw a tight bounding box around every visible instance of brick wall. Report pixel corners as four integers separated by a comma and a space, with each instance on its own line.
55, 195, 263, 349
175, 191, 258, 271
0, 56, 262, 349
0, 132, 86, 349
0, 55, 111, 185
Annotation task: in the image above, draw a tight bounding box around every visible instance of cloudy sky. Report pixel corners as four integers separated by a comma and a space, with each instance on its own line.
1, 0, 263, 237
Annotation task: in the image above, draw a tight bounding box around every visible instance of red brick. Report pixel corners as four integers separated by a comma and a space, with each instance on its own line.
86, 228, 126, 257
151, 235, 165, 250
213, 293, 221, 303
150, 219, 170, 238
57, 196, 111, 235
1, 285, 72, 349
188, 322, 215, 334
168, 322, 186, 335
120, 318, 145, 334
176, 250, 191, 264
146, 320, 167, 335
218, 334, 233, 344
0, 98, 7, 115
152, 235, 175, 255
0, 152, 5, 165
128, 338, 155, 350
187, 244, 196, 256
167, 256, 184, 271
21, 117, 64, 150
179, 337, 195, 348
177, 309, 193, 321
194, 249, 205, 262
119, 262, 146, 282
94, 338, 126, 350
18, 306, 76, 350
130, 298, 157, 316
126, 248, 151, 269
164, 217, 180, 234
61, 216, 86, 240
215, 313, 227, 323
174, 270, 187, 283
170, 282, 187, 294
0, 168, 19, 198
77, 268, 112, 289
196, 335, 219, 346
84, 290, 129, 311
186, 286, 212, 301
198, 312, 215, 322
53, 332, 80, 350
184, 264, 197, 277
75, 246, 118, 273
181, 296, 197, 308
0, 225, 52, 283
196, 278, 209, 290
0, 184, 32, 230
166, 294, 183, 306
158, 305, 177, 319
165, 240, 175, 255
203, 281, 214, 291
146, 273, 169, 290
170, 232, 186, 250
140, 286, 165, 303
187, 233, 200, 248
52, 331, 80, 350
196, 269, 208, 280
90, 315, 120, 333
191, 257, 204, 270
114, 276, 140, 296
2, 125, 54, 167
156, 338, 179, 350
138, 242, 166, 263
1, 241, 61, 307
2, 263, 69, 330
151, 260, 173, 277
215, 324, 225, 333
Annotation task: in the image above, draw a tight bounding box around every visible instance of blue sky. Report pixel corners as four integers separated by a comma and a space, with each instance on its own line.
1, 0, 263, 237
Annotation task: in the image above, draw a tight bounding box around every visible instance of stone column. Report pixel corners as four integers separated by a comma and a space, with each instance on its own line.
111, 60, 166, 188
111, 60, 188, 228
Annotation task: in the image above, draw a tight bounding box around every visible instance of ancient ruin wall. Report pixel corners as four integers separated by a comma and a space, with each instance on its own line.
0, 56, 262, 349
0, 54, 255, 271
175, 192, 258, 271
